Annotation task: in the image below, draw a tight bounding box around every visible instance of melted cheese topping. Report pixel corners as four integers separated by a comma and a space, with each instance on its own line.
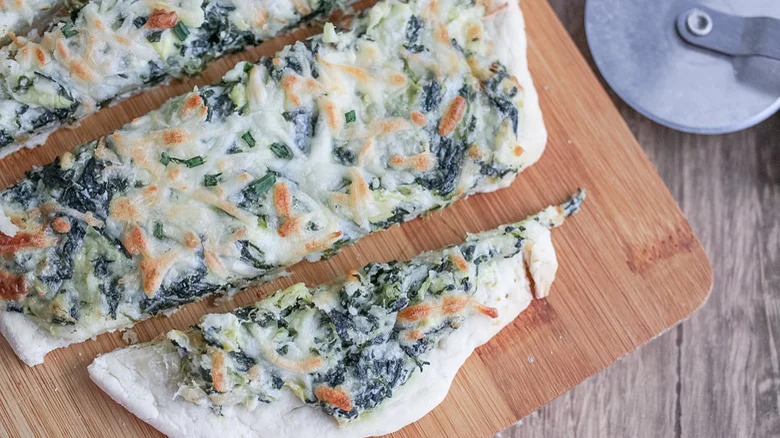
0, 0, 537, 345
0, 0, 349, 157
163, 194, 582, 423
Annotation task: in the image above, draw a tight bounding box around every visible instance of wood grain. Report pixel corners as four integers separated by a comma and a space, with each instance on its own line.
0, 1, 714, 437
501, 1, 780, 437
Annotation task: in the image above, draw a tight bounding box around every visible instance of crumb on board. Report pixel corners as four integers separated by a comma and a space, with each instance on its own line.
122, 329, 139, 344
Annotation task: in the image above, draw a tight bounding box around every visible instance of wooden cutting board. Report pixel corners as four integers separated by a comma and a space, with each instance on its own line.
0, 1, 713, 437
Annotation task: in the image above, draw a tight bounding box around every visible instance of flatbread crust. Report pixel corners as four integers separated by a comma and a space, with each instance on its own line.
493, 0, 547, 176
0, 311, 132, 366
89, 222, 551, 437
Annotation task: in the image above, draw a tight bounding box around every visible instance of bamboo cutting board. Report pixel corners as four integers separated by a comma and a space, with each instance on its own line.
0, 1, 713, 437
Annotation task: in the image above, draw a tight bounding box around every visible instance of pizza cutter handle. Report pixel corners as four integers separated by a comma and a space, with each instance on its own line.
676, 5, 780, 61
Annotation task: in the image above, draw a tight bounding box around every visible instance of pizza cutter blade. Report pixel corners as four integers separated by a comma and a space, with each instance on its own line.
585, 0, 780, 134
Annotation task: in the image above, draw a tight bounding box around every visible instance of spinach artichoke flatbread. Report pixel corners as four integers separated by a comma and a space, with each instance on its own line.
89, 191, 583, 438
0, 0, 545, 365
0, 0, 351, 157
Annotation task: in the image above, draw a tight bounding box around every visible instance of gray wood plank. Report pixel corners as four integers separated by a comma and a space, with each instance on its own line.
497, 1, 780, 437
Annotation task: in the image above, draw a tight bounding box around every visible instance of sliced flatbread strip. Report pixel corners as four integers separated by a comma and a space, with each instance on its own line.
89, 191, 584, 438
0, 0, 353, 157
0, 0, 544, 366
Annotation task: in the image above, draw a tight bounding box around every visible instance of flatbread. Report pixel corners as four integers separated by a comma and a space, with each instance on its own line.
89, 226, 548, 438
0, 311, 131, 366
492, 0, 547, 173
0, 0, 545, 367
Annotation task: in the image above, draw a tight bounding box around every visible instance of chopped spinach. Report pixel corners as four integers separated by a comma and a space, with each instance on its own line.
420, 80, 442, 113
200, 86, 237, 122
229, 351, 256, 372
332, 145, 356, 165
416, 136, 465, 196
404, 16, 425, 53
282, 108, 317, 154
140, 267, 219, 315
236, 240, 273, 271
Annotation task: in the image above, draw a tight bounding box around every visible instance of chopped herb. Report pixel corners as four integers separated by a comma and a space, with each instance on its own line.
245, 173, 276, 197
160, 153, 204, 168
344, 110, 356, 123
241, 131, 256, 148
172, 22, 189, 41
184, 156, 204, 168
204, 173, 222, 187
154, 223, 164, 239
257, 215, 267, 228
61, 22, 78, 38
269, 142, 291, 159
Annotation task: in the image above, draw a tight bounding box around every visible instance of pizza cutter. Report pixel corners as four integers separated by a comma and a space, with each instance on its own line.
585, 0, 780, 134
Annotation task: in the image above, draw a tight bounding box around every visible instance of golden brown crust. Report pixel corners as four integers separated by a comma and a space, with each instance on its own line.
273, 182, 293, 218
442, 296, 468, 315
146, 9, 178, 29
348, 167, 370, 208
110, 197, 141, 223
179, 95, 205, 118
0, 230, 54, 256
438, 95, 467, 136
183, 232, 201, 249
450, 253, 469, 272
397, 304, 432, 322
304, 231, 342, 252
405, 329, 424, 341
34, 46, 47, 67
204, 248, 228, 278
473, 302, 499, 319
160, 129, 191, 146
315, 385, 354, 412
140, 249, 179, 297
210, 350, 227, 393
369, 118, 412, 137
321, 98, 342, 132
122, 225, 149, 256
282, 74, 324, 107
51, 217, 71, 234
277, 216, 301, 238
0, 270, 26, 301
389, 153, 434, 171
410, 111, 427, 126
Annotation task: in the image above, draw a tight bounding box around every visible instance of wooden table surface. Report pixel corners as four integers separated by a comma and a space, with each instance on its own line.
499, 1, 780, 437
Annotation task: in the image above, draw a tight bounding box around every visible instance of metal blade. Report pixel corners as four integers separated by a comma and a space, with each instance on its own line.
585, 0, 780, 134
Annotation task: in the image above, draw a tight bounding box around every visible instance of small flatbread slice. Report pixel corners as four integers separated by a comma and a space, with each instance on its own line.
89, 191, 584, 438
